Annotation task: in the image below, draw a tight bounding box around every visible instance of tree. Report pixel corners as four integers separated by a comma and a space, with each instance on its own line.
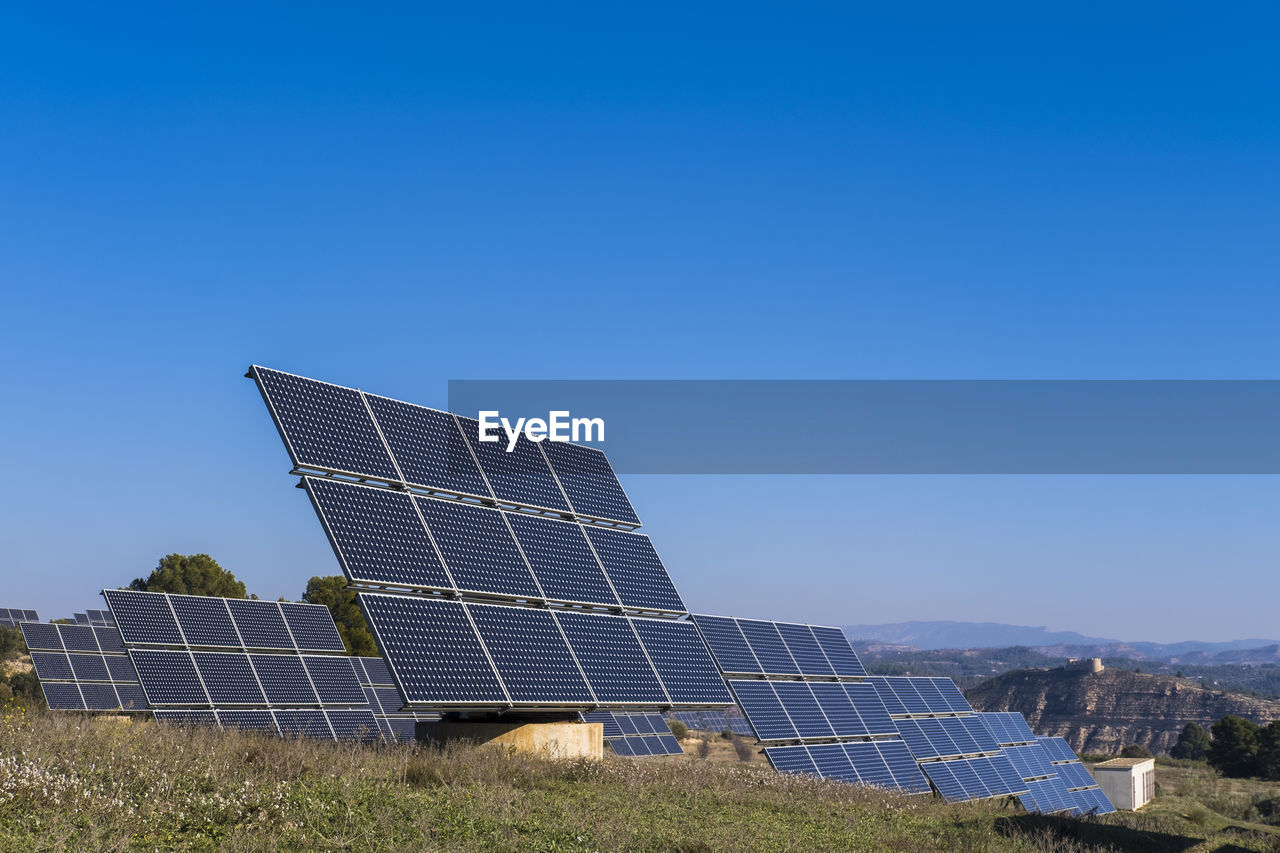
1208, 715, 1261, 778
1257, 721, 1280, 781
303, 575, 378, 656
1121, 744, 1152, 759
129, 554, 251, 598
1171, 723, 1211, 761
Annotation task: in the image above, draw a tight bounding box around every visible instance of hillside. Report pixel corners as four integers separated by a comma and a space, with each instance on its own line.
4, 712, 1280, 852
967, 666, 1280, 754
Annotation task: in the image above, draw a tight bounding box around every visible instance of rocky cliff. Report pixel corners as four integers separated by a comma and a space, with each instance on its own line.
965, 667, 1280, 755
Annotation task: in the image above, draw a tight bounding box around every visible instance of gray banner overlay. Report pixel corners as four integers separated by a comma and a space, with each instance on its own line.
447, 380, 1280, 474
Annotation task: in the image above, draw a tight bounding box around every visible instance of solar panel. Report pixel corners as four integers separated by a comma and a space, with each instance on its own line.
976, 711, 1037, 746
931, 678, 972, 713
882, 677, 930, 714
910, 678, 954, 714
19, 622, 62, 651
275, 709, 334, 739
152, 709, 218, 727
728, 680, 797, 741
304, 478, 453, 591
225, 599, 294, 650
358, 593, 505, 705
250, 654, 318, 705
843, 682, 897, 736
81, 683, 123, 710
735, 620, 801, 676
363, 393, 493, 499
281, 603, 347, 653
415, 497, 542, 598
1055, 762, 1098, 790
924, 756, 1028, 803
774, 622, 836, 677
31, 651, 74, 681
539, 439, 641, 527
764, 745, 819, 776
583, 527, 686, 612
60, 624, 100, 652
691, 615, 762, 675
170, 595, 240, 648
808, 626, 867, 677
629, 618, 732, 705
193, 653, 266, 705
1069, 786, 1116, 815
809, 743, 858, 782
356, 655, 393, 687
505, 513, 620, 606
132, 650, 207, 705
1002, 742, 1058, 781
94, 626, 126, 653
466, 604, 593, 703
806, 681, 868, 737
42, 682, 85, 710
866, 677, 907, 716
1037, 736, 1081, 764
581, 710, 624, 739
219, 710, 279, 733
103, 590, 184, 646
554, 610, 667, 704
249, 366, 400, 482
771, 681, 834, 739
68, 653, 110, 682
454, 415, 571, 513
871, 740, 933, 793
326, 709, 382, 743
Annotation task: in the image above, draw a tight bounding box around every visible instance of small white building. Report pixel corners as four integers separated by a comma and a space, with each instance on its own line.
1090, 757, 1155, 810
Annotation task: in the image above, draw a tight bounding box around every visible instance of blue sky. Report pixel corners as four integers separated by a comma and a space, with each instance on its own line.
2, 4, 1277, 641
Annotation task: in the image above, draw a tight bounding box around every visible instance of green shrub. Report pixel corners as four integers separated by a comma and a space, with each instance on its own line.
667, 719, 687, 740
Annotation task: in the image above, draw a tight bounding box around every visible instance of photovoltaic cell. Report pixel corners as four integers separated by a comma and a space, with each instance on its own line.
305, 478, 453, 590
358, 594, 505, 704
68, 653, 110, 682
809, 626, 866, 677
250, 366, 399, 481
226, 600, 294, 650
31, 652, 74, 681
631, 618, 732, 705
281, 603, 347, 653
103, 590, 184, 646
554, 610, 667, 704
466, 604, 593, 703
170, 595, 240, 648
691, 615, 761, 675
583, 527, 686, 612
540, 440, 640, 526
415, 497, 541, 598
363, 394, 492, 499
19, 622, 62, 651
774, 622, 835, 677
455, 415, 571, 513
736, 620, 801, 675
506, 514, 619, 606
42, 682, 84, 710
60, 625, 101, 652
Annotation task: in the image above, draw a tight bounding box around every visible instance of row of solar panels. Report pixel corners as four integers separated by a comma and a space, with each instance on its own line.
689, 614, 867, 678
307, 476, 683, 611
359, 594, 732, 708
668, 709, 754, 736
582, 712, 685, 757
250, 365, 641, 527
728, 679, 898, 741
153, 708, 383, 742
0, 608, 38, 627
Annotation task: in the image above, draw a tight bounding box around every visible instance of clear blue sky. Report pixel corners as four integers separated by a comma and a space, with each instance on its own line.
2, 4, 1277, 642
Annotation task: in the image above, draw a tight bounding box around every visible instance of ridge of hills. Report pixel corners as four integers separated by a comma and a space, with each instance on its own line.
965, 664, 1280, 754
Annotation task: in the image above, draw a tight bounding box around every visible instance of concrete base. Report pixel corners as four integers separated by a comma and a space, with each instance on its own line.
416, 720, 603, 760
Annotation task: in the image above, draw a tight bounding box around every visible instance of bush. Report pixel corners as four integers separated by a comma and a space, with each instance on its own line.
697, 735, 711, 760
667, 719, 687, 740
721, 729, 733, 740
0, 626, 26, 659
731, 734, 755, 762
1121, 744, 1152, 758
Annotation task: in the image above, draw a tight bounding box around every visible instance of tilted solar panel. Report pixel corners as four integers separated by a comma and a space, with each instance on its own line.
765, 745, 818, 776
583, 527, 686, 613
454, 415, 571, 514
506, 513, 620, 607
415, 497, 542, 599
629, 618, 732, 705
735, 620, 801, 676
24, 621, 146, 714
170, 595, 240, 648
554, 610, 668, 704
362, 393, 493, 500
690, 614, 762, 675
466, 604, 594, 704
103, 590, 184, 646
539, 440, 641, 527
808, 626, 867, 677
774, 622, 836, 677
1001, 742, 1057, 781
304, 477, 454, 591
1037, 736, 1081, 764
249, 366, 400, 482
771, 681, 834, 739
281, 603, 347, 653
225, 599, 294, 650
729, 680, 797, 741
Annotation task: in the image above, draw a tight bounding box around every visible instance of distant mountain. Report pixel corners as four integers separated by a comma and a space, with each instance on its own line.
966, 665, 1280, 755
844, 621, 1113, 650
844, 620, 1280, 660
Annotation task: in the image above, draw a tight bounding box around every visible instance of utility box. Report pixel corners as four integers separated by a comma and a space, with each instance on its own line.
1090, 757, 1155, 810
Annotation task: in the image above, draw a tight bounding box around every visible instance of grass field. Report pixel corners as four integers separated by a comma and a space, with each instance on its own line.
3, 704, 1280, 852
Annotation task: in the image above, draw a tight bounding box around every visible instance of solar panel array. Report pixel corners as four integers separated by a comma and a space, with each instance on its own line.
971, 712, 1075, 814
581, 711, 684, 756
102, 590, 381, 742
0, 608, 38, 627
1037, 736, 1116, 815
249, 365, 641, 528
691, 615, 931, 794
862, 676, 1028, 803
20, 620, 146, 712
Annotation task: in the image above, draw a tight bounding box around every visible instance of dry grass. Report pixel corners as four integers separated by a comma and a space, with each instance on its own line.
2, 704, 1278, 852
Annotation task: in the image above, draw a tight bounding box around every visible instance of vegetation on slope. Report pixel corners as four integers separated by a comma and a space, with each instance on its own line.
3, 707, 1280, 852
